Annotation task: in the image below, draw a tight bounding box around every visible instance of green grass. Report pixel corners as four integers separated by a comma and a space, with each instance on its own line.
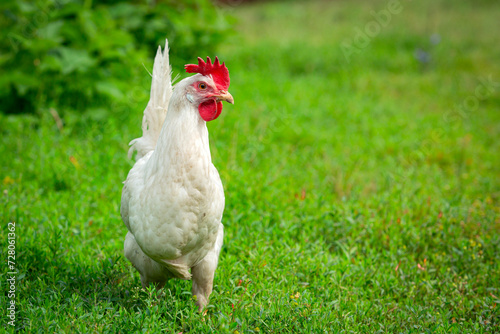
1, 0, 500, 332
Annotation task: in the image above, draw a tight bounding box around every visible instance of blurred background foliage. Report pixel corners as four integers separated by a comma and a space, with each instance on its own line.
0, 0, 233, 120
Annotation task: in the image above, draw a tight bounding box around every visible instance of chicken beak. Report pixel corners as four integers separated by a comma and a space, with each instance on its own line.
216, 91, 234, 105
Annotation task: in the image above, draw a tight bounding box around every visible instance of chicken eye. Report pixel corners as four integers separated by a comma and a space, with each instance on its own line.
198, 83, 207, 90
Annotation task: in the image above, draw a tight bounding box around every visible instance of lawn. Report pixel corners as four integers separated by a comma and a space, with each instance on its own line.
1, 0, 499, 332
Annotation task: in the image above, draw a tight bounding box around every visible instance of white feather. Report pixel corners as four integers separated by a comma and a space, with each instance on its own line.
128, 39, 173, 160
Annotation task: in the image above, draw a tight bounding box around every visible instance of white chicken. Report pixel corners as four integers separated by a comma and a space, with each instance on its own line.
120, 39, 233, 310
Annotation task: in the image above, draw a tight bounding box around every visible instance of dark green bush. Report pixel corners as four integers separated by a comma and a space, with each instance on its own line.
0, 0, 233, 117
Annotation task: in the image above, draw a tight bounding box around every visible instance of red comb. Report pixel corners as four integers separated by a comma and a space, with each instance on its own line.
185, 56, 230, 90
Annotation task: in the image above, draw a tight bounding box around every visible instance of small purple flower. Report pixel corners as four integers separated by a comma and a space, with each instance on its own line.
415, 48, 431, 63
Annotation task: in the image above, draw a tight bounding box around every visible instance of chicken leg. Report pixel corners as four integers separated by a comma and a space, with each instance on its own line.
191, 224, 224, 310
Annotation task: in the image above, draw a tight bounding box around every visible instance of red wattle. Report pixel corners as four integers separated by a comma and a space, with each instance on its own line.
198, 100, 223, 122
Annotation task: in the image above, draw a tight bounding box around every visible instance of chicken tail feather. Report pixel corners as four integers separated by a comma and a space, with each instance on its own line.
128, 39, 172, 160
